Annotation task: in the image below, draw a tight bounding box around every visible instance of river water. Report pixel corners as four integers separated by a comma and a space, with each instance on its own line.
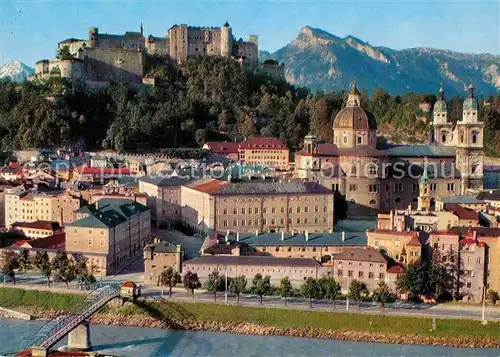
0, 319, 498, 357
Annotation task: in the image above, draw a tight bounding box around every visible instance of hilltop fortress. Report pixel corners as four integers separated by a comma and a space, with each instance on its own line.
31, 22, 279, 86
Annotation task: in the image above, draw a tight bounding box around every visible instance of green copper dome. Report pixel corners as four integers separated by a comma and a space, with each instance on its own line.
434, 100, 447, 113
463, 97, 478, 111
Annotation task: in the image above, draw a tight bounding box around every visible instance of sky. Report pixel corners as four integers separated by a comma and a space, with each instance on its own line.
0, 0, 499, 66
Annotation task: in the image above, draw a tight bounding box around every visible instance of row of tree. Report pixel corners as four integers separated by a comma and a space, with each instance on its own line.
161, 267, 394, 309
0, 249, 96, 288
1, 54, 499, 156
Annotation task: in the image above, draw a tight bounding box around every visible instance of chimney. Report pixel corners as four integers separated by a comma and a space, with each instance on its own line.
472, 230, 478, 242
255, 229, 259, 236
305, 230, 309, 242
281, 231, 285, 241
236, 232, 240, 242
342, 231, 345, 242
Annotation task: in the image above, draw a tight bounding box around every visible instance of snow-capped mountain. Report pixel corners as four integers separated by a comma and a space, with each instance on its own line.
0, 60, 35, 83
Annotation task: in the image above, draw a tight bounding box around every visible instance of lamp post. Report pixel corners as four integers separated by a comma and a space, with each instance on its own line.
481, 285, 487, 325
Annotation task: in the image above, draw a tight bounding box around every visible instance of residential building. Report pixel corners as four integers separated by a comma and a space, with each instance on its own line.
436, 195, 487, 212
203, 142, 239, 161
331, 247, 404, 292
90, 156, 108, 168
238, 137, 290, 169
66, 198, 151, 276
367, 230, 423, 264
143, 239, 183, 286
444, 204, 479, 227
182, 255, 323, 287
180, 178, 334, 234
5, 188, 80, 227
11, 221, 62, 239
476, 190, 500, 209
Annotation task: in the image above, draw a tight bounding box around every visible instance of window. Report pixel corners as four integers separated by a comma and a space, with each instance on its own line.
368, 165, 377, 176
337, 269, 343, 276
88, 239, 93, 246
476, 257, 481, 264
343, 132, 348, 144
368, 272, 374, 279
272, 207, 276, 214
100, 239, 105, 246
223, 208, 228, 215
430, 183, 437, 191
254, 208, 259, 214
447, 183, 455, 191
412, 184, 418, 192
467, 256, 473, 264
357, 136, 363, 145
304, 206, 309, 213
369, 184, 378, 193
395, 183, 403, 192
379, 273, 385, 280
395, 197, 402, 204
241, 208, 246, 214
315, 206, 319, 213
254, 218, 259, 225
351, 165, 357, 175
349, 184, 357, 192
241, 220, 246, 226
466, 282, 472, 289
348, 270, 353, 277
233, 220, 238, 226
296, 217, 301, 224
281, 207, 285, 214
369, 199, 377, 205
358, 271, 364, 278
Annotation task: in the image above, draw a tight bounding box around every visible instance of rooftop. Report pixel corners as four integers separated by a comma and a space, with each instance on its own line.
445, 204, 479, 221
448, 226, 500, 237
383, 144, 456, 158
144, 241, 180, 254
440, 195, 485, 205
238, 231, 367, 247
476, 190, 500, 201
332, 247, 387, 263
184, 255, 321, 268
203, 141, 240, 154
239, 137, 288, 150
196, 180, 332, 196
13, 233, 65, 249
12, 220, 61, 231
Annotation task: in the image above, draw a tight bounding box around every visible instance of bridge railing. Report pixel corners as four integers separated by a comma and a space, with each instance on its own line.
21, 284, 121, 350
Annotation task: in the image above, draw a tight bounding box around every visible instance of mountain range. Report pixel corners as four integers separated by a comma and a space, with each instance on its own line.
0, 61, 34, 83
260, 26, 500, 96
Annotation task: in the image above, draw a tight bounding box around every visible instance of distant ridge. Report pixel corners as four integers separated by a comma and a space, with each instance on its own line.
260, 26, 500, 95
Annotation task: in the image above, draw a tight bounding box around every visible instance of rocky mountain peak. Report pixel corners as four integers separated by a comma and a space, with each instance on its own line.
0, 60, 35, 83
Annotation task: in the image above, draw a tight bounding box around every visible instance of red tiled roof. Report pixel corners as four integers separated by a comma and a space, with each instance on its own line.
204, 142, 239, 154
190, 180, 230, 193
74, 166, 133, 175
239, 137, 288, 150
407, 235, 422, 246
445, 204, 478, 221
121, 281, 136, 288
12, 220, 61, 231
387, 263, 406, 274
13, 233, 65, 249
460, 238, 486, 247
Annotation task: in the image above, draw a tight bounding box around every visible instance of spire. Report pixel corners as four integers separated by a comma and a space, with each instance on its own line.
438, 81, 444, 100
140, 22, 144, 36
349, 79, 360, 95
346, 79, 361, 107
467, 84, 474, 98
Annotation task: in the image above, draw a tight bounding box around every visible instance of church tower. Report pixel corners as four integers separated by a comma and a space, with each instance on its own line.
432, 84, 454, 145
417, 169, 431, 211
455, 85, 484, 193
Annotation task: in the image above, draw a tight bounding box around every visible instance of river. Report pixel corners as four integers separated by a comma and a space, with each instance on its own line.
0, 319, 498, 357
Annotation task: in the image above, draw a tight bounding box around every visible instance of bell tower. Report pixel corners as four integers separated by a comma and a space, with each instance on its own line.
456, 85, 484, 193
432, 84, 454, 145
417, 168, 431, 211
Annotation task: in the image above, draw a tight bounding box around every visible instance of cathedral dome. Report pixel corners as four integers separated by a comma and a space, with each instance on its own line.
333, 106, 377, 130
463, 84, 478, 111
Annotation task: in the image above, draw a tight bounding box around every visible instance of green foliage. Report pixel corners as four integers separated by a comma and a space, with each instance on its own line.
183, 270, 202, 299
320, 277, 341, 308
372, 281, 393, 307
250, 273, 272, 304
301, 277, 323, 308
205, 270, 223, 301
348, 279, 369, 309
57, 45, 73, 59
229, 275, 247, 303
51, 252, 78, 288
33, 251, 52, 286
278, 277, 293, 305
0, 287, 85, 311
18, 249, 31, 272
1, 250, 18, 283
160, 267, 182, 297
486, 289, 499, 305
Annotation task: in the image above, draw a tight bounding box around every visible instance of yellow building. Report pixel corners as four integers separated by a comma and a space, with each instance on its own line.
239, 137, 290, 169
66, 198, 151, 276
367, 229, 423, 264
4, 188, 80, 228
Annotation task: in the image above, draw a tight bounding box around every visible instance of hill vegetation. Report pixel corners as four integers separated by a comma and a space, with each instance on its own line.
0, 55, 498, 156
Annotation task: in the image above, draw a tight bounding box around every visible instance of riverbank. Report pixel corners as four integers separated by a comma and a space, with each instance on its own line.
1, 287, 499, 348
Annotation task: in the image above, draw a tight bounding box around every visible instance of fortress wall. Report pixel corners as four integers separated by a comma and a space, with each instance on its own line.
83, 47, 144, 84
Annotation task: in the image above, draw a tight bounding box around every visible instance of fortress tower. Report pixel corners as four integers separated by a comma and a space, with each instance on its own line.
221, 21, 233, 57
432, 84, 454, 146
89, 27, 99, 47
455, 85, 484, 192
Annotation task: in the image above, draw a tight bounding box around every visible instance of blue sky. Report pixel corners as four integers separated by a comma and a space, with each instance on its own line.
0, 0, 499, 66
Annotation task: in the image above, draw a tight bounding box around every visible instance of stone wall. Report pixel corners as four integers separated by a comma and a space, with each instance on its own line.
83, 47, 144, 84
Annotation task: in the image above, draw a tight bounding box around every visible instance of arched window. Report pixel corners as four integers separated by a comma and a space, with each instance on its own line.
441, 131, 447, 143
395, 197, 402, 204
369, 199, 377, 205
472, 131, 479, 144
350, 198, 356, 204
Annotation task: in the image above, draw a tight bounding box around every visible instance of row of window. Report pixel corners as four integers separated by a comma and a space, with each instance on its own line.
216, 206, 329, 215
336, 270, 385, 280
347, 182, 455, 193
218, 216, 328, 227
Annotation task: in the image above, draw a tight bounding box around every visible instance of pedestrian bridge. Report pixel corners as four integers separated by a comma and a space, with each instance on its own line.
21, 284, 124, 352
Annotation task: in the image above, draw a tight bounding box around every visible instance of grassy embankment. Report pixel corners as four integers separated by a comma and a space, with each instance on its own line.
1, 287, 499, 342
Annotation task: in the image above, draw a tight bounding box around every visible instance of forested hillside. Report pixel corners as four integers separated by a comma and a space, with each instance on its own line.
0, 55, 499, 156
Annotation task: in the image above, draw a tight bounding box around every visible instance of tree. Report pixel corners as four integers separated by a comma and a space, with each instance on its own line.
183, 271, 201, 299
18, 249, 31, 272
251, 273, 272, 305
486, 290, 499, 305
206, 270, 223, 301
396, 259, 435, 299
55, 259, 78, 289
57, 45, 73, 59
160, 267, 182, 297
278, 277, 293, 306
321, 277, 341, 309
34, 251, 52, 287
372, 281, 393, 310
333, 190, 348, 224
194, 129, 207, 147
348, 279, 369, 310
229, 275, 247, 303
1, 250, 18, 284
301, 278, 321, 308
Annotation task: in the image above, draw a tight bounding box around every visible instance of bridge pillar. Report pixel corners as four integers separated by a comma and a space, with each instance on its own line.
67, 319, 92, 351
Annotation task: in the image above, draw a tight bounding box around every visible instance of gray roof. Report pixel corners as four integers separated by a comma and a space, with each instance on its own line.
440, 195, 485, 204
476, 190, 500, 201
184, 255, 321, 268
448, 226, 500, 237
138, 175, 191, 187
332, 247, 387, 263
214, 181, 331, 195
144, 241, 179, 253
383, 144, 456, 158
238, 232, 367, 247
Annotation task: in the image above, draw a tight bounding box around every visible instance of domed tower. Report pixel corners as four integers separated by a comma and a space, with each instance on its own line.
432, 84, 454, 145
89, 27, 99, 47
221, 21, 233, 58
417, 168, 431, 211
332, 80, 377, 148
456, 85, 484, 192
